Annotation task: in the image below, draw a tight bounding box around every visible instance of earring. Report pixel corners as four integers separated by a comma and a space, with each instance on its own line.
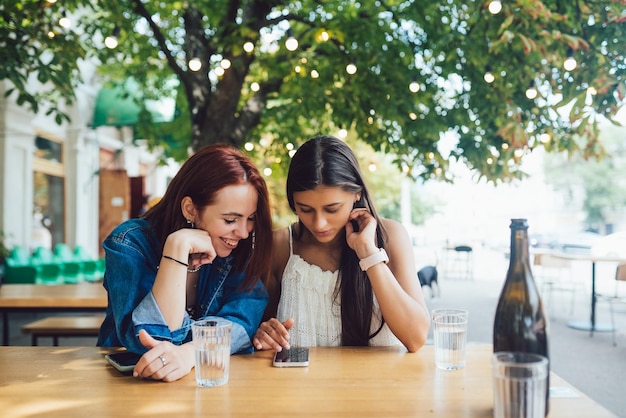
187, 219, 195, 228
251, 231, 256, 250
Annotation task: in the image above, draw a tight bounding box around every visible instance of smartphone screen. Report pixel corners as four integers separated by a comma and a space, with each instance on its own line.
272, 347, 310, 367
105, 352, 142, 374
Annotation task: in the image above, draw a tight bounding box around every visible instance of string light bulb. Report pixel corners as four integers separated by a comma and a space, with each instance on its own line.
285, 29, 298, 51
484, 67, 495, 83
409, 79, 420, 93
243, 42, 254, 53
563, 49, 577, 71
337, 126, 348, 139
188, 49, 202, 71
346, 62, 357, 75
488, 1, 502, 14
525, 81, 538, 99
59, 10, 71, 28
104, 27, 120, 49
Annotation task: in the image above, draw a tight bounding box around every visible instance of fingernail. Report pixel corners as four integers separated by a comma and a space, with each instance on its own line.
133, 372, 138, 378
284, 343, 290, 350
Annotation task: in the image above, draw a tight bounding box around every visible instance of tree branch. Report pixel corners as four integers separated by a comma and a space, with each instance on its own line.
131, 0, 186, 82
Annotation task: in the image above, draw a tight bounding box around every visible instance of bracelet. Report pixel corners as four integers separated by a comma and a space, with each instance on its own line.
359, 248, 389, 271
162, 255, 189, 268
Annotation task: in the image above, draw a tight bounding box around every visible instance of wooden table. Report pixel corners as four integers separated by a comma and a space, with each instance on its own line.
549, 253, 626, 333
0, 283, 108, 345
0, 345, 615, 417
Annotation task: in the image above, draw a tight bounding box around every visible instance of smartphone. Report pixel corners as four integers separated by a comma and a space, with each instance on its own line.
351, 200, 366, 232
272, 347, 310, 367
105, 351, 143, 374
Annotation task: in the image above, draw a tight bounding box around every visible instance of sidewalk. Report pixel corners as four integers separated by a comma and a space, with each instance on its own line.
421, 245, 626, 417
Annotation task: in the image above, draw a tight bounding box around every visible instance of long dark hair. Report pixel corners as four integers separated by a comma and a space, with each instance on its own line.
287, 135, 388, 346
143, 144, 272, 289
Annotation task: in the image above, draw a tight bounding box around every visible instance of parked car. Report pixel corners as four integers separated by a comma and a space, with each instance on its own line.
591, 232, 626, 258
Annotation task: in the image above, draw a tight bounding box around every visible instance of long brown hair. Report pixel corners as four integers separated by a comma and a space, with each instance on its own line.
144, 144, 272, 289
287, 135, 388, 346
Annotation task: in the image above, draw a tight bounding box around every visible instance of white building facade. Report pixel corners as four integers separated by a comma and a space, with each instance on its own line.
0, 61, 178, 259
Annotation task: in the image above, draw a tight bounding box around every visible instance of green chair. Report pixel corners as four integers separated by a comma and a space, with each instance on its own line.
73, 246, 101, 282
95, 257, 106, 280
31, 246, 63, 285
54, 243, 82, 284
4, 246, 38, 284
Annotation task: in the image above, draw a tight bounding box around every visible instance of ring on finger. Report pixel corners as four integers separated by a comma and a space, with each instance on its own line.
159, 355, 167, 366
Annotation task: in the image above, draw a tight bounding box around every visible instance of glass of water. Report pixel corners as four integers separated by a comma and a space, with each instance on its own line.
431, 309, 469, 370
192, 317, 232, 387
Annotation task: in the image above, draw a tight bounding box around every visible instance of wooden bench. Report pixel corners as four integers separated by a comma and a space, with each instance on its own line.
21, 315, 105, 346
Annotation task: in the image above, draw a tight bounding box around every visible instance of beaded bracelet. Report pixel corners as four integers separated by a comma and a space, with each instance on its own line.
162, 255, 189, 268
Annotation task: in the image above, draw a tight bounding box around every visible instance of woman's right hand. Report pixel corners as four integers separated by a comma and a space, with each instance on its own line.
133, 329, 195, 382
164, 228, 217, 271
253, 318, 295, 351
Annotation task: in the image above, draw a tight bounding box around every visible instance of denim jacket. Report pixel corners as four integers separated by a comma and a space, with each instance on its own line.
97, 218, 268, 354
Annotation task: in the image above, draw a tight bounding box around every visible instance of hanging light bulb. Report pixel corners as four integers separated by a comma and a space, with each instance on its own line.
337, 126, 348, 139
409, 79, 420, 93
484, 67, 495, 83
488, 1, 502, 14
243, 41, 254, 53
188, 49, 202, 71
59, 10, 71, 28
104, 27, 120, 49
563, 48, 577, 71
525, 80, 538, 99
285, 29, 298, 51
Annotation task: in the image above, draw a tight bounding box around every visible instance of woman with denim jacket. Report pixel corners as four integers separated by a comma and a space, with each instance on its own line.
97, 144, 272, 382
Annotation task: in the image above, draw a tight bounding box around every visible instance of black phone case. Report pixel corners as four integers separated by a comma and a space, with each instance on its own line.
105, 352, 142, 374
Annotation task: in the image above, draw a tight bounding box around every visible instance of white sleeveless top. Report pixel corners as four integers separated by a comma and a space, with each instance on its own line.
276, 226, 403, 347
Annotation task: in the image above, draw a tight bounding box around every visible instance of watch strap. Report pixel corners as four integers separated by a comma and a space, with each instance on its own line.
359, 248, 389, 271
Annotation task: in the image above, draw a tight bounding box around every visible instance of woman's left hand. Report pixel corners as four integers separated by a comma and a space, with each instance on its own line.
133, 329, 194, 382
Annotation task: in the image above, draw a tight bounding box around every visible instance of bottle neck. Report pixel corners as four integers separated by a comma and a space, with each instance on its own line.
509, 227, 530, 269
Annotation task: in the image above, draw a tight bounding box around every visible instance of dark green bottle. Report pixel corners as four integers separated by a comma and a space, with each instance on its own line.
493, 219, 549, 416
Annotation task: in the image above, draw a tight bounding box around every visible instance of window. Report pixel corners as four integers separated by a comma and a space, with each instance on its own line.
33, 135, 65, 247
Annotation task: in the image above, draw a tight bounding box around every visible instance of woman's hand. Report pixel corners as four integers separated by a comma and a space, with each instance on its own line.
346, 209, 379, 259
253, 318, 295, 351
133, 329, 195, 382
164, 228, 217, 271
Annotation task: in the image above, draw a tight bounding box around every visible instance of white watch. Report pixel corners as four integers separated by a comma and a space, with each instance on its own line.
359, 248, 389, 271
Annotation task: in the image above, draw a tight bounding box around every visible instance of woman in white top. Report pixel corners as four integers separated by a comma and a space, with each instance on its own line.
253, 135, 430, 352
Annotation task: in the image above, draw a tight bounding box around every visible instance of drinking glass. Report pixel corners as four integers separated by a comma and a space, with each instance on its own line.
431, 309, 469, 370
192, 317, 232, 387
492, 351, 548, 418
